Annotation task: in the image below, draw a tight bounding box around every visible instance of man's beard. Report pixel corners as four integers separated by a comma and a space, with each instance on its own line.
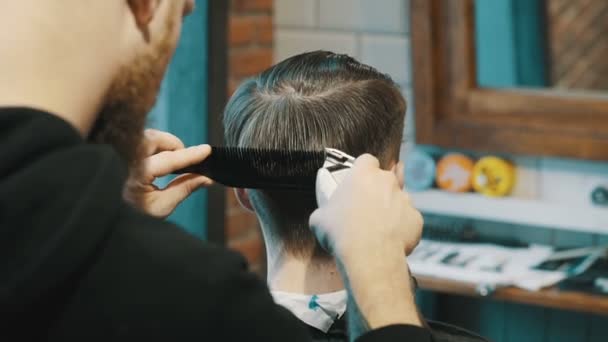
89, 21, 176, 175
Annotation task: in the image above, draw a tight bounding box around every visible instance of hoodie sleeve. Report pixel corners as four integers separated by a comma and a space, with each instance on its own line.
218, 262, 433, 341
218, 263, 313, 341
356, 324, 433, 342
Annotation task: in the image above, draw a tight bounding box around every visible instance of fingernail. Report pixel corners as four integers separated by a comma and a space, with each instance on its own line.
193, 144, 211, 152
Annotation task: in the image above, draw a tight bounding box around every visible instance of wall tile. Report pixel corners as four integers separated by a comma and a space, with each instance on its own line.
274, 29, 357, 62
436, 296, 506, 342
539, 157, 608, 206
359, 0, 409, 33
471, 220, 554, 246
596, 234, 608, 245
319, 0, 409, 33
511, 157, 541, 199
546, 311, 590, 342
275, 0, 317, 28
589, 314, 608, 342
416, 290, 438, 319
401, 86, 415, 153
318, 0, 358, 31
503, 303, 547, 342
553, 230, 595, 248
402, 85, 415, 115
581, 169, 608, 208
477, 301, 506, 342
360, 35, 411, 84
540, 162, 585, 202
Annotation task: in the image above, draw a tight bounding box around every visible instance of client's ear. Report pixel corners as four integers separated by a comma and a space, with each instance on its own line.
234, 188, 254, 212
393, 161, 405, 189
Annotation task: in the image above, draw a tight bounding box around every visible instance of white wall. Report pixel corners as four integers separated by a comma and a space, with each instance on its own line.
274, 0, 608, 237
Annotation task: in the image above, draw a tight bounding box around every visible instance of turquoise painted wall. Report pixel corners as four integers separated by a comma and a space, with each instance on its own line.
419, 292, 608, 342
475, 0, 547, 88
148, 1, 209, 239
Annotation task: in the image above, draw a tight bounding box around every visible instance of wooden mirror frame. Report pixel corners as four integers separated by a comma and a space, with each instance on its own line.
411, 0, 608, 161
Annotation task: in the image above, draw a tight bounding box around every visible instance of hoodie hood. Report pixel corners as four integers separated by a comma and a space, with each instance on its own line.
0, 107, 128, 317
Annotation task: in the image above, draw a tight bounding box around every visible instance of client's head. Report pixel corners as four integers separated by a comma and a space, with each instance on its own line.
223, 51, 406, 261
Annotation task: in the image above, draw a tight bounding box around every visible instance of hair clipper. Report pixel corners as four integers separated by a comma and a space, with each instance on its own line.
315, 148, 356, 207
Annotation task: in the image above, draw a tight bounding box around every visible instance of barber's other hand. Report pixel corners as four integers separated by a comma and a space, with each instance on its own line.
309, 154, 423, 260
124, 129, 213, 218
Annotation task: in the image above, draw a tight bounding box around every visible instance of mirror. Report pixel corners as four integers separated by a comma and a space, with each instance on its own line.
475, 0, 608, 93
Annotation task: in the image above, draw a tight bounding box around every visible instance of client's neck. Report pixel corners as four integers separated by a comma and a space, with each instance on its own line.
268, 254, 344, 294
264, 234, 344, 294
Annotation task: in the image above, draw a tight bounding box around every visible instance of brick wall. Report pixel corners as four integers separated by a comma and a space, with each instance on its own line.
225, 0, 274, 274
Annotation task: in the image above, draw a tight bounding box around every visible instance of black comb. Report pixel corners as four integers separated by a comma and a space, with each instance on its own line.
174, 146, 327, 190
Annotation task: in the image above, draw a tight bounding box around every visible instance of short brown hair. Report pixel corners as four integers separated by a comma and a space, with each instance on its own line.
223, 51, 406, 258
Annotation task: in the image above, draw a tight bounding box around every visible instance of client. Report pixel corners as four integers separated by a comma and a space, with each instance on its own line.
223, 50, 489, 342
224, 50, 405, 340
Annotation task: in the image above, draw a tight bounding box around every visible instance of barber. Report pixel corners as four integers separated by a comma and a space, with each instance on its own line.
0, 0, 428, 341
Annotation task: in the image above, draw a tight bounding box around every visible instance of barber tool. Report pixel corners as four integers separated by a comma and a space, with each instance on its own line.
472, 156, 515, 197
558, 256, 608, 295
314, 148, 355, 207
174, 147, 355, 205
536, 245, 607, 277
404, 149, 436, 191
436, 153, 474, 192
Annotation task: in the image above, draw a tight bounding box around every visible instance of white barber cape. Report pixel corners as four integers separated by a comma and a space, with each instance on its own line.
271, 290, 347, 333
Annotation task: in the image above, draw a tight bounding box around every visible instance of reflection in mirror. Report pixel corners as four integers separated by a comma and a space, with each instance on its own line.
475, 0, 608, 93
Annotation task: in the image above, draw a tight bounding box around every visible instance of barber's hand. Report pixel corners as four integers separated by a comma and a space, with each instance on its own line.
310, 154, 423, 258
309, 154, 425, 334
124, 129, 213, 218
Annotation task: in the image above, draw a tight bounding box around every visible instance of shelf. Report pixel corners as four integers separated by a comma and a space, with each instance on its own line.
411, 190, 608, 235
416, 275, 608, 316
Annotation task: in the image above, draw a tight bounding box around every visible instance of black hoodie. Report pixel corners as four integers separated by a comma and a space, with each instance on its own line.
0, 107, 432, 341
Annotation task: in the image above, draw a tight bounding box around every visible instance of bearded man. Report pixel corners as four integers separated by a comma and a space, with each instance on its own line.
0, 1, 428, 341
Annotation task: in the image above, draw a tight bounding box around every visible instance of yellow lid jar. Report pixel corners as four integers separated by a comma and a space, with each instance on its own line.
472, 156, 515, 197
